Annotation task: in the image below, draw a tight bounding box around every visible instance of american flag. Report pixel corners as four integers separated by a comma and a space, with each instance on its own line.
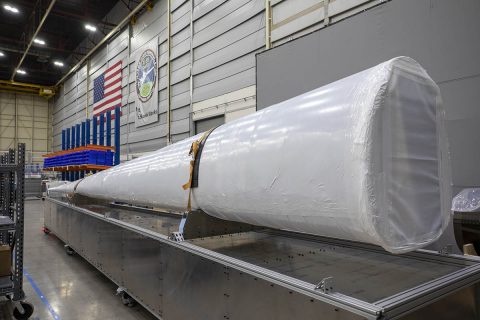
93, 61, 122, 117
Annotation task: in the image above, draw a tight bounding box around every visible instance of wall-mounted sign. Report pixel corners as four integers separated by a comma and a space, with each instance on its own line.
134, 38, 158, 127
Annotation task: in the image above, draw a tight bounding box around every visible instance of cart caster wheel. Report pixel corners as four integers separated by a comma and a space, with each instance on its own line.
121, 292, 137, 307
64, 245, 74, 255
13, 301, 34, 319
43, 227, 51, 235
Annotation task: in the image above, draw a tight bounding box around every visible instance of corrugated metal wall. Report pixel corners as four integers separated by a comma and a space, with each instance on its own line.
53, 0, 381, 158
0, 92, 52, 165
256, 0, 480, 195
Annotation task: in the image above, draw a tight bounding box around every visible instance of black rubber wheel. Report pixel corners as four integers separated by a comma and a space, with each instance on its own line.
13, 301, 34, 320
121, 292, 137, 307
65, 246, 74, 255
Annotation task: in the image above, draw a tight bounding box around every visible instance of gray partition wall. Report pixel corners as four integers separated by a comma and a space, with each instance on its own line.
256, 0, 480, 194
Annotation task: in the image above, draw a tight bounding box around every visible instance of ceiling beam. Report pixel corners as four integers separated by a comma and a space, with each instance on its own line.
0, 80, 55, 98
0, 80, 54, 89
51, 8, 117, 28
56, 0, 149, 86
15, 0, 117, 28
11, 0, 57, 81
0, 67, 62, 76
0, 45, 50, 59
2, 25, 68, 42
0, 36, 77, 55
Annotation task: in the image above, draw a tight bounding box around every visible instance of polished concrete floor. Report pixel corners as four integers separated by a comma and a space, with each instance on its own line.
0, 199, 157, 320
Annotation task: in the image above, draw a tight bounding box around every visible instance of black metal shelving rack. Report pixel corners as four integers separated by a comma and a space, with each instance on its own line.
0, 144, 34, 319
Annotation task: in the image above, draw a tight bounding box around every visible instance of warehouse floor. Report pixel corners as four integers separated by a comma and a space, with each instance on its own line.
0, 200, 157, 320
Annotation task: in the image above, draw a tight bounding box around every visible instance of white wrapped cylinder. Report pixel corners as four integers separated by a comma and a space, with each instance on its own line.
50, 57, 451, 254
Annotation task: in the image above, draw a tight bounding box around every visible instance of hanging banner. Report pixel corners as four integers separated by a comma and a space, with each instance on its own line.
134, 38, 158, 127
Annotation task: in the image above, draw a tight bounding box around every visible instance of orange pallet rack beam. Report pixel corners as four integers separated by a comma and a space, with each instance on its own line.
43, 145, 115, 158
43, 164, 112, 172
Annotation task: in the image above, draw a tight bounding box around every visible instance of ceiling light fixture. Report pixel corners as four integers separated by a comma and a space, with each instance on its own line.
0, 52, 4, 57
3, 4, 19, 13
85, 24, 97, 32
34, 38, 46, 45
16, 69, 26, 75
54, 61, 64, 67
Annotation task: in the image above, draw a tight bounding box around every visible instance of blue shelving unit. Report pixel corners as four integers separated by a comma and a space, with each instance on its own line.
44, 106, 121, 181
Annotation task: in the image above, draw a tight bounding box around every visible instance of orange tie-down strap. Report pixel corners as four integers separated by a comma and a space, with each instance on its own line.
182, 128, 216, 212
66, 178, 84, 202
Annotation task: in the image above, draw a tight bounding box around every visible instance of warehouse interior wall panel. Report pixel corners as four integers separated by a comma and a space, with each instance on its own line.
256, 0, 480, 194
270, 0, 385, 46
192, 86, 256, 122
271, 0, 325, 42
0, 92, 51, 165
194, 115, 225, 134
188, 0, 264, 123
52, 0, 397, 158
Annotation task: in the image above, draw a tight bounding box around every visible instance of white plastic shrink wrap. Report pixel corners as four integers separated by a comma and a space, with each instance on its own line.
50, 57, 451, 254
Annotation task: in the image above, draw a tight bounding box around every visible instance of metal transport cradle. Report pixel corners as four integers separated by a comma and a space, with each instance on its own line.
43, 194, 480, 320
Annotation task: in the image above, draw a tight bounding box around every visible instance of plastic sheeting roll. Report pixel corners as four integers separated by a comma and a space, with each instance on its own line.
452, 188, 480, 212
50, 57, 451, 254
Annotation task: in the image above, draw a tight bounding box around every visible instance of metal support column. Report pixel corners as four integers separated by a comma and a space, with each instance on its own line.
93, 116, 98, 145
61, 130, 66, 180
61, 130, 66, 150
86, 119, 91, 145
265, 0, 272, 49
13, 144, 25, 301
81, 122, 86, 178
75, 124, 80, 180
166, 0, 172, 144
66, 128, 71, 181
106, 111, 112, 147
99, 114, 105, 146
8, 149, 15, 228
66, 128, 70, 152
75, 124, 80, 148
115, 106, 121, 165
70, 126, 75, 181
81, 122, 86, 147
71, 126, 75, 149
